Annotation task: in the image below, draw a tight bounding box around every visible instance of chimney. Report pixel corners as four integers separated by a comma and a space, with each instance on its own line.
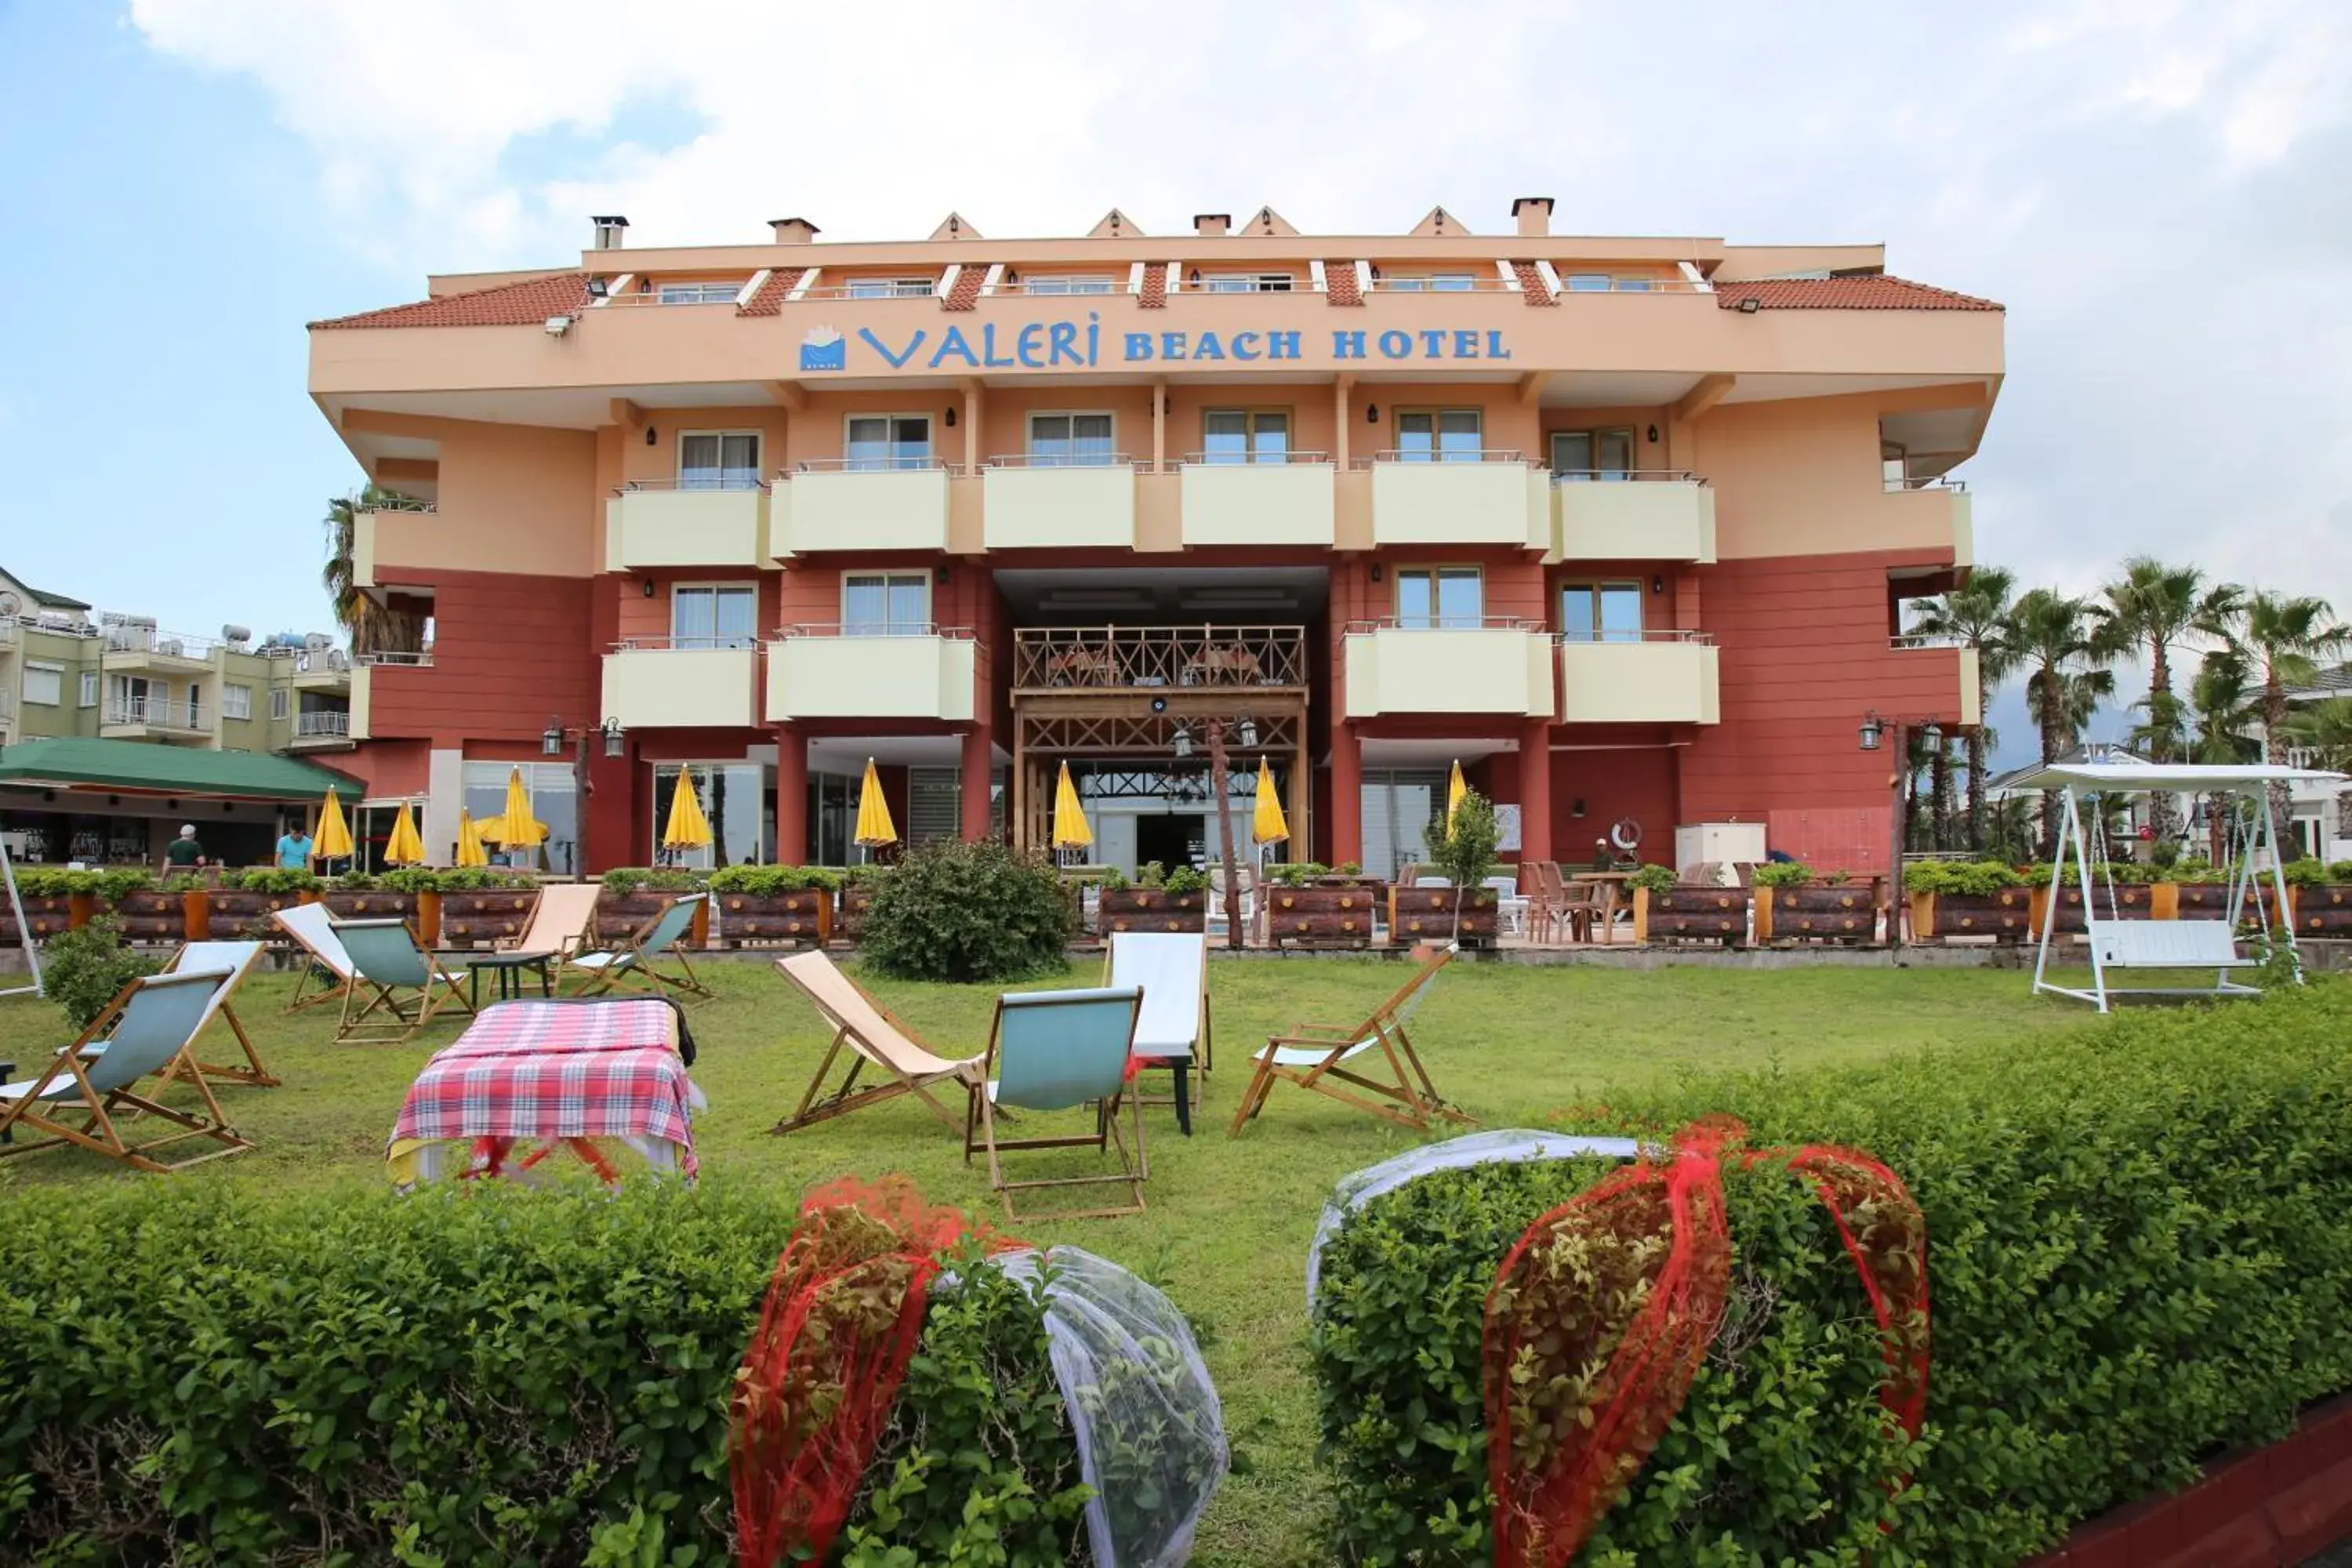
591, 215, 630, 251
1512, 197, 1554, 238
769, 216, 820, 244
1192, 212, 1232, 238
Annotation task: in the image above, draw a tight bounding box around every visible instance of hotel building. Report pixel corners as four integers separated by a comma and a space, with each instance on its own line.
306, 200, 1999, 877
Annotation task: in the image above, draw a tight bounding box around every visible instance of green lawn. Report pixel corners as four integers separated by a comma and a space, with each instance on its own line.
0, 953, 2080, 1566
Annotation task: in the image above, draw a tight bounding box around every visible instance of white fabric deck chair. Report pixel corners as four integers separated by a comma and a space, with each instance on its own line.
966, 986, 1147, 1220
0, 969, 253, 1171
502, 883, 603, 960
1229, 945, 1472, 1137
1104, 932, 1212, 1125
143, 940, 277, 1087
772, 951, 985, 1135
273, 902, 359, 1011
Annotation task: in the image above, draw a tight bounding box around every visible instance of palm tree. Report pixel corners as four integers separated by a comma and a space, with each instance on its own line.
323, 487, 429, 655
2009, 588, 2117, 855
1907, 565, 2019, 851
2218, 591, 2350, 851
2094, 558, 2238, 845
2187, 651, 2259, 862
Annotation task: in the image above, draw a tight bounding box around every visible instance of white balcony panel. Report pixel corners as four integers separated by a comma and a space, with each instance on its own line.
1556, 640, 1721, 724
1370, 463, 1547, 548
767, 636, 976, 723
1178, 463, 1337, 546
601, 646, 760, 730
605, 488, 770, 570
1554, 481, 1716, 562
779, 467, 952, 556
1343, 627, 1553, 719
982, 466, 1137, 550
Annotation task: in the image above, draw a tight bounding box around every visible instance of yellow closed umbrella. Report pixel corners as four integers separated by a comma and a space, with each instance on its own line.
455, 810, 489, 868
853, 758, 898, 854
497, 767, 548, 848
314, 787, 354, 862
1445, 759, 1468, 833
1050, 762, 1092, 852
662, 767, 715, 855
383, 800, 426, 866
1252, 757, 1288, 846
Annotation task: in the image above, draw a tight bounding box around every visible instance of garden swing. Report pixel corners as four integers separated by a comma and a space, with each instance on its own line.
0, 833, 42, 1000
2008, 760, 2343, 1012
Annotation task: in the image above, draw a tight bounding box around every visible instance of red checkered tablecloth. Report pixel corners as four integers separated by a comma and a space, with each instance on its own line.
388, 999, 699, 1185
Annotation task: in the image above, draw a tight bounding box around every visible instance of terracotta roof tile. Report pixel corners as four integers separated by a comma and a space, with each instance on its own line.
1512, 261, 1558, 306
1138, 263, 1167, 310
941, 266, 985, 312
1323, 260, 1363, 307
1713, 274, 2002, 312
310, 272, 591, 330
738, 267, 805, 317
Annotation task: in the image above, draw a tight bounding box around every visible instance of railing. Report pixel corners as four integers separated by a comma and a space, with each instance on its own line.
1890, 632, 1970, 650
611, 633, 761, 652
1552, 274, 1710, 295
1552, 469, 1704, 484
1885, 474, 1968, 494
102, 626, 216, 659
1178, 450, 1333, 466
1359, 448, 1531, 466
1347, 615, 1545, 634
294, 710, 352, 738
105, 698, 205, 731
986, 452, 1144, 470
1364, 277, 1519, 293
1558, 627, 1716, 644
792, 456, 954, 473
1013, 625, 1307, 691
612, 475, 770, 494
792, 282, 938, 300
353, 650, 434, 667
778, 622, 980, 642
992, 279, 1120, 296
599, 287, 743, 307
363, 495, 437, 513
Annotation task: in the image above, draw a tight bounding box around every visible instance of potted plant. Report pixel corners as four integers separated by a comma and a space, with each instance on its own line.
439, 868, 544, 947
1751, 862, 1883, 946
710, 864, 837, 947
1904, 861, 2031, 942
1097, 861, 1210, 934
381, 867, 445, 946
1394, 789, 1501, 949
1628, 862, 1744, 945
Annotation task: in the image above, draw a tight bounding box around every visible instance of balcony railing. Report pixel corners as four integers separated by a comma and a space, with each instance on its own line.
986, 452, 1145, 470
294, 710, 352, 738
1347, 615, 1547, 634
792, 456, 954, 473
101, 626, 216, 659
1552, 468, 1701, 485
1884, 474, 1968, 494
613, 633, 760, 652
1556, 627, 1716, 644
767, 625, 980, 724
613, 474, 771, 494
353, 650, 434, 667
1358, 448, 1530, 466
105, 698, 205, 731
1891, 632, 1970, 650
778, 622, 979, 642
1014, 625, 1308, 691
1178, 450, 1332, 466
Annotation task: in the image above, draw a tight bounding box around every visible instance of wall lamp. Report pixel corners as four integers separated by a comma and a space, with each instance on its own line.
1171, 724, 1194, 759
1857, 710, 1885, 751
644, 426, 657, 446
944, 405, 956, 427
1366, 403, 1379, 423
641, 578, 655, 598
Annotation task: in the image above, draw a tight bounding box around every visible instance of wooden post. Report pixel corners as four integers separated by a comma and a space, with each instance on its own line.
1208, 721, 1245, 950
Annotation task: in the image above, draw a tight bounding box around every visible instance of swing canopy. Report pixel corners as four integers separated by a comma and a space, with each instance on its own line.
1998, 760, 2343, 794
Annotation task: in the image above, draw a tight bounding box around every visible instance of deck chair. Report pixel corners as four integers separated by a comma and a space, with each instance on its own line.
772, 950, 984, 1134
501, 883, 602, 960
1105, 931, 1212, 1123
145, 940, 277, 1087
566, 894, 710, 1000
965, 986, 1146, 1219
1229, 945, 1471, 1137
274, 902, 358, 1011
334, 917, 475, 1045
0, 969, 253, 1171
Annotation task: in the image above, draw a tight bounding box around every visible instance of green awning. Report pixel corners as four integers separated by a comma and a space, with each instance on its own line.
0, 737, 361, 804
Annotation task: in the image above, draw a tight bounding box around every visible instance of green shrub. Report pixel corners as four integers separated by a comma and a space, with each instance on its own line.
597, 866, 706, 898
1311, 982, 2352, 1566
1335, 859, 1363, 876
2332, 860, 2352, 883
162, 873, 207, 895
380, 866, 443, 895
1135, 860, 1167, 889
221, 867, 321, 895
859, 837, 1073, 983
0, 1182, 1097, 1564
38, 916, 162, 1031
1429, 789, 1500, 894
707, 864, 840, 896
328, 870, 379, 891
2281, 857, 2330, 887
433, 867, 537, 892
91, 869, 154, 903
1625, 863, 1675, 895
1749, 860, 1813, 887
1264, 862, 1330, 887
1904, 860, 2026, 895
1162, 865, 1207, 897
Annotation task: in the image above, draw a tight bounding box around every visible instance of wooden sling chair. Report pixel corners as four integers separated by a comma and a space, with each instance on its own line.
966, 986, 1147, 1220
0, 968, 254, 1172
500, 883, 604, 960
566, 895, 711, 1000
1229, 944, 1472, 1137
151, 939, 278, 1087
333, 918, 476, 1045
771, 950, 984, 1135
273, 902, 360, 1011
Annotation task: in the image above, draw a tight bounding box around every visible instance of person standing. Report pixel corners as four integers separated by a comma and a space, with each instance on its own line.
162, 824, 207, 876
275, 822, 315, 872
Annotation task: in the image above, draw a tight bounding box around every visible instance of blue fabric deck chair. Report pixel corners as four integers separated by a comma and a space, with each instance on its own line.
565, 894, 711, 1000
333, 917, 475, 1045
0, 969, 253, 1171
965, 986, 1146, 1220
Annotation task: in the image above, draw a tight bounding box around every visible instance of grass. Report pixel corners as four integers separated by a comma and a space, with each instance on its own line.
0, 952, 2081, 1566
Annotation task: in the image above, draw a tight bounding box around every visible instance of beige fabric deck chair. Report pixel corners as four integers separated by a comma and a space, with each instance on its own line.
274, 902, 358, 1011
334, 918, 475, 1045
0, 969, 253, 1171
500, 883, 602, 960
1229, 945, 1471, 1137
965, 986, 1147, 1220
772, 950, 984, 1135
147, 940, 277, 1087
566, 895, 710, 1000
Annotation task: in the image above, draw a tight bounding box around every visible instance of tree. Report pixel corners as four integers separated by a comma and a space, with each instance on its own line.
2009, 588, 2117, 855
2187, 651, 2259, 862
322, 487, 429, 655
1430, 789, 1500, 944
1907, 565, 2019, 851
2218, 591, 2350, 851
2094, 558, 2238, 846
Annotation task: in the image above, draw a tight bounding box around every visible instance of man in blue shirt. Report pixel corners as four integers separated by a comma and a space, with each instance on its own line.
275, 825, 314, 871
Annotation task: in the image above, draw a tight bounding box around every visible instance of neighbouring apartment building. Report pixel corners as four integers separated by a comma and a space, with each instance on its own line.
306, 199, 1997, 876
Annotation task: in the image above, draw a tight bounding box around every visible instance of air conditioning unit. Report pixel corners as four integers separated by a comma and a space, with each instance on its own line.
158, 638, 184, 657
326, 649, 351, 671
303, 631, 334, 652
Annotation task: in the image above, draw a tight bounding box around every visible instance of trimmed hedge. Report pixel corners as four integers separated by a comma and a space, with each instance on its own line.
0, 1182, 1087, 1565
1312, 981, 2352, 1566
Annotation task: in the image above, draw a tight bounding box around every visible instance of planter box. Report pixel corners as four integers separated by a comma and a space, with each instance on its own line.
111, 889, 186, 945
444, 888, 541, 948
1632, 885, 1744, 946
205, 888, 313, 942
835, 884, 876, 944
1907, 888, 2034, 943
1755, 880, 1882, 946
1386, 885, 1498, 949
0, 894, 76, 943
319, 891, 421, 924
591, 888, 712, 948
2296, 884, 2352, 938
1098, 887, 1207, 935
2172, 882, 2242, 921
1264, 883, 1385, 949
2027, 886, 2089, 936
715, 890, 831, 948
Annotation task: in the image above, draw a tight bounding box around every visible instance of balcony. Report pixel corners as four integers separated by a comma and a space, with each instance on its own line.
601, 639, 762, 730
100, 697, 210, 742
1553, 473, 1716, 563
99, 626, 216, 673
1881, 477, 1973, 564
1367, 453, 1549, 549
767, 626, 978, 723
1342, 619, 1555, 719
1556, 632, 1721, 724
286, 709, 354, 749
288, 648, 353, 691
982, 457, 1138, 550
776, 459, 953, 555
1175, 456, 1338, 547
604, 480, 772, 570
1012, 624, 1308, 694
1890, 634, 1983, 727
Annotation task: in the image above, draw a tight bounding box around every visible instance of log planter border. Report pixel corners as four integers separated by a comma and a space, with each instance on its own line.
1754, 879, 1884, 946
1632, 885, 1746, 946
2296, 884, 2352, 938
1386, 885, 1498, 949
111, 889, 187, 945
1906, 887, 2035, 944
1096, 887, 1208, 935
713, 891, 831, 949
443, 888, 543, 949
1263, 882, 1385, 949
0, 895, 77, 943
202, 888, 317, 944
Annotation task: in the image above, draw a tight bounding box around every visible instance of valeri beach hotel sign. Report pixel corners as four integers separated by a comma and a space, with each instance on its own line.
799, 314, 1514, 374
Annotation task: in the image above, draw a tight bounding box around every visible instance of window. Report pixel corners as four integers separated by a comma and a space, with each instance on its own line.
463, 761, 579, 874
650, 763, 769, 869
1561, 581, 1646, 642
1201, 409, 1290, 465
1203, 272, 1294, 293
1386, 274, 1477, 292
1028, 412, 1115, 467
658, 282, 741, 305
185, 685, 201, 728
222, 683, 252, 720
1396, 409, 1483, 463
678, 431, 761, 490
270, 686, 290, 721
1552, 429, 1635, 481
1023, 275, 1115, 295
845, 277, 935, 299
842, 572, 931, 637
845, 415, 933, 471
24, 660, 61, 706
670, 584, 758, 649
1564, 273, 1613, 292
1396, 568, 1483, 630
77, 670, 97, 707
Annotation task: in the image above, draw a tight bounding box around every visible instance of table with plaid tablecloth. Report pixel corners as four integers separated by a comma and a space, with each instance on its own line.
387, 998, 702, 1186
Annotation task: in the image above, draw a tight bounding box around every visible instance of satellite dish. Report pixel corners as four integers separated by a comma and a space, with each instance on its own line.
1608, 817, 1643, 854
0, 591, 19, 618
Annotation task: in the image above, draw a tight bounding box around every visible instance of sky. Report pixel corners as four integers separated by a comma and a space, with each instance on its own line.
2, 0, 2347, 761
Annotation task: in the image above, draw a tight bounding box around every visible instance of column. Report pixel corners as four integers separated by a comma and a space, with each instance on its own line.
1330, 721, 1362, 867
960, 725, 994, 841
773, 724, 808, 864
1518, 720, 1553, 867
